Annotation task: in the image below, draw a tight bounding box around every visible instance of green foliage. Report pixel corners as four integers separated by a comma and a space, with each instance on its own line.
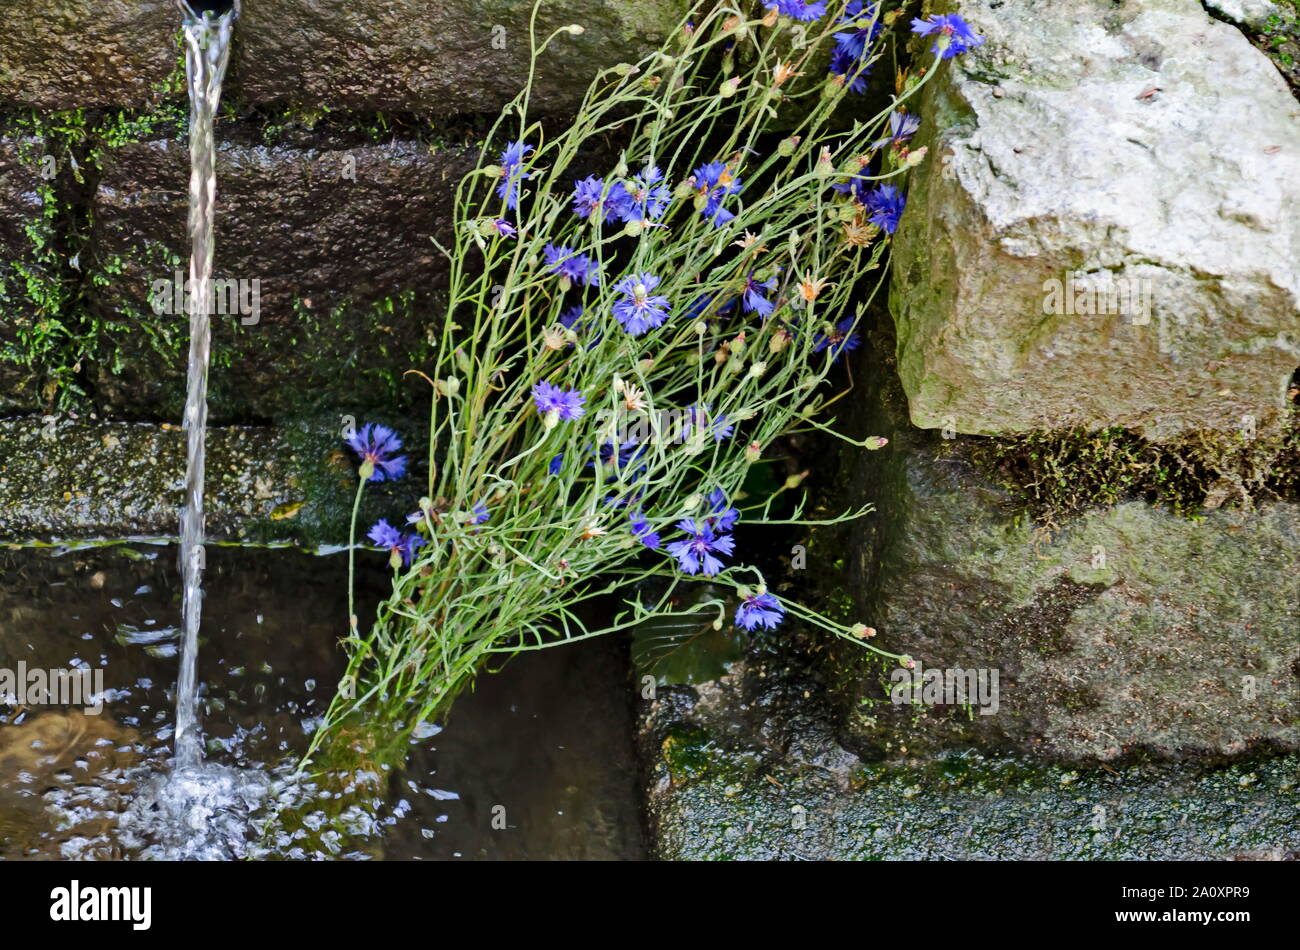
306, 0, 934, 760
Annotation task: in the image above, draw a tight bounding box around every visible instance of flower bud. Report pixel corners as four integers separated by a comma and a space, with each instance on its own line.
865, 436, 889, 450
748, 360, 767, 379
564, 24, 584, 35
623, 219, 644, 237
783, 470, 809, 490
850, 623, 876, 639
744, 441, 762, 462
905, 146, 929, 168
778, 136, 801, 157
720, 77, 741, 98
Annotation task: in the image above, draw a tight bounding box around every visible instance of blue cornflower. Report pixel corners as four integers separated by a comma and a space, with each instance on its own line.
874, 111, 921, 149
813, 317, 863, 360
469, 502, 490, 525
612, 273, 671, 336
829, 45, 871, 94
617, 164, 672, 224
571, 175, 625, 222
559, 305, 585, 330
864, 183, 906, 234
594, 439, 649, 483
367, 518, 426, 567
735, 591, 785, 631
666, 519, 735, 577
629, 512, 661, 550
345, 423, 408, 482
834, 1, 883, 59
493, 218, 517, 238
832, 161, 877, 205
496, 141, 533, 210
766, 0, 827, 22
911, 13, 985, 59
741, 272, 778, 319
684, 294, 736, 322
548, 453, 564, 476
705, 488, 740, 532
690, 161, 743, 228
684, 403, 733, 442
532, 380, 586, 422
543, 243, 600, 287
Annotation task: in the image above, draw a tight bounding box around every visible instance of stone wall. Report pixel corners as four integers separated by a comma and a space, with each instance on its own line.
0, 0, 686, 421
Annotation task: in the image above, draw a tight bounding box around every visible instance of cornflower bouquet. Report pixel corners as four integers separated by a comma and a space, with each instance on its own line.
307, 0, 984, 758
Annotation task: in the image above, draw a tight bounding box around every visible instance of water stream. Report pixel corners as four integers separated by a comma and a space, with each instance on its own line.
174, 1, 235, 772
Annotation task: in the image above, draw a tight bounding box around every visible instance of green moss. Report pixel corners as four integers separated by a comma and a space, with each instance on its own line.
964, 396, 1300, 521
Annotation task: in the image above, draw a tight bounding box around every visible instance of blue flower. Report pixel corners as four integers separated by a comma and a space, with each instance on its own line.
532, 380, 586, 422
864, 183, 906, 233
630, 512, 661, 550
493, 218, 517, 238
544, 243, 600, 287
813, 317, 863, 360
911, 13, 985, 59
735, 591, 784, 631
665, 519, 735, 576
874, 111, 921, 149
684, 294, 736, 322
559, 305, 586, 330
741, 272, 778, 319
367, 518, 426, 567
612, 273, 671, 336
594, 439, 649, 482
469, 502, 490, 525
832, 163, 875, 204
345, 423, 408, 482
497, 141, 533, 210
766, 0, 827, 22
834, 1, 883, 59
684, 403, 733, 442
690, 161, 743, 228
548, 453, 565, 476
829, 45, 871, 94
705, 488, 740, 532
617, 164, 672, 224
571, 175, 626, 222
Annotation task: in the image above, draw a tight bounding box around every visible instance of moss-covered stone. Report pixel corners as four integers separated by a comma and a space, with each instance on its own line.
827, 322, 1300, 764
0, 415, 421, 546
0, 1, 179, 111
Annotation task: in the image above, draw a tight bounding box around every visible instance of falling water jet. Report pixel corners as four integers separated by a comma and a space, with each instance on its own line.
173, 0, 236, 772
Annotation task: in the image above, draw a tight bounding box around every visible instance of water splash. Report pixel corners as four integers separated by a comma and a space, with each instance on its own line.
174, 1, 236, 771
